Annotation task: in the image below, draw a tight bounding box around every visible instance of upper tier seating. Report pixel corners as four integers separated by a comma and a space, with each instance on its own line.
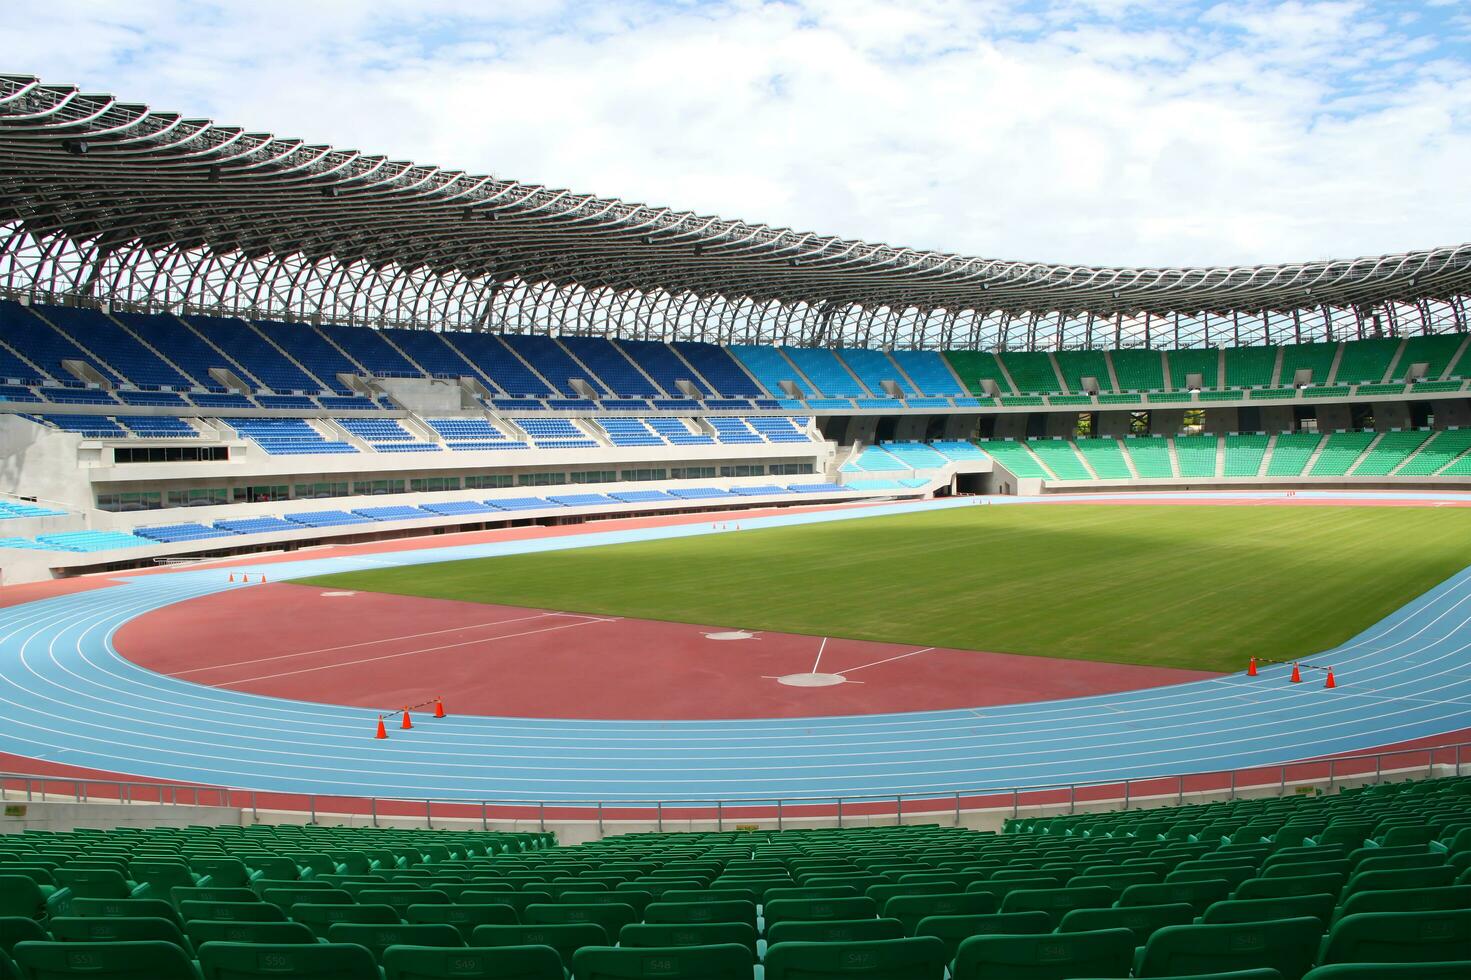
999, 352, 1063, 394
254, 320, 359, 393
0, 499, 65, 519
1279, 341, 1339, 386
501, 334, 610, 399
930, 440, 986, 460
889, 349, 964, 396
942, 351, 1011, 396
135, 522, 237, 544
0, 301, 125, 386
36, 414, 128, 438
1054, 350, 1112, 395
35, 529, 152, 552
43, 306, 191, 390
596, 417, 665, 447
746, 416, 809, 443
316, 323, 418, 378
1398, 333, 1468, 381
835, 348, 914, 398
111, 312, 255, 390
729, 345, 810, 398
1111, 349, 1166, 391
559, 337, 661, 397
781, 347, 869, 397
881, 442, 949, 468
1168, 347, 1221, 389
1333, 338, 1401, 384
184, 316, 321, 393
117, 416, 200, 438
708, 418, 762, 444
669, 342, 765, 398
615, 338, 707, 397
1224, 344, 1280, 387
440, 332, 552, 397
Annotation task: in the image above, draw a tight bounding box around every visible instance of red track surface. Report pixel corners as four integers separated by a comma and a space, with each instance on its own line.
116, 584, 1217, 719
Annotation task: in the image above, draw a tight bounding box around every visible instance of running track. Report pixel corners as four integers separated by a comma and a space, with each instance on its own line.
1, 492, 1470, 805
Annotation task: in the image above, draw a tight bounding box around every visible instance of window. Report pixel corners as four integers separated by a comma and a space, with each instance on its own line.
410, 476, 462, 493
720, 464, 765, 477
465, 474, 514, 489
293, 482, 349, 500
1074, 412, 1094, 438
165, 487, 229, 508
671, 466, 716, 479
769, 462, 815, 475
518, 472, 566, 487
113, 446, 228, 463
570, 470, 616, 484
1182, 409, 1205, 434
353, 479, 405, 495
241, 484, 289, 503
619, 468, 667, 482
1129, 411, 1151, 436
96, 491, 163, 512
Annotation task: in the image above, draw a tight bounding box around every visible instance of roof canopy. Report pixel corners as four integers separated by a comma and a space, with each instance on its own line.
2, 74, 1468, 349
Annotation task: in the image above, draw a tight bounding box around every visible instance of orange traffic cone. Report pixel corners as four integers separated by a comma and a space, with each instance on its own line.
1324, 668, 1336, 689
375, 715, 388, 739
228, 573, 235, 583
433, 698, 446, 719
1247, 657, 1258, 677
260, 574, 267, 584
1290, 663, 1302, 683
400, 709, 413, 730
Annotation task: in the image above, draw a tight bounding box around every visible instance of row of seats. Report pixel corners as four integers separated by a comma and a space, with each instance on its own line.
946, 334, 1470, 396
6, 483, 858, 553
2, 777, 1468, 978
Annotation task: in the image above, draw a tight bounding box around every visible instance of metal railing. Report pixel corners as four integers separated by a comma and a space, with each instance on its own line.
3, 740, 1464, 833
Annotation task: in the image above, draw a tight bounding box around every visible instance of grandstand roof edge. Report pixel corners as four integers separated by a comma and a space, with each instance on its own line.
2, 74, 1470, 328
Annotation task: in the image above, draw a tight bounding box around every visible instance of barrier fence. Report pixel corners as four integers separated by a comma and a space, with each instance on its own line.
2, 740, 1465, 833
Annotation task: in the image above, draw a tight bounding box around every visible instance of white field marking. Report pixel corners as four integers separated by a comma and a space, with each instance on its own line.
170, 613, 560, 675
840, 647, 937, 675
544, 612, 621, 622
216, 617, 612, 685
811, 637, 829, 674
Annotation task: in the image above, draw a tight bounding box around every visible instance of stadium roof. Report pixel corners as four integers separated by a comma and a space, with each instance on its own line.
1, 74, 1469, 349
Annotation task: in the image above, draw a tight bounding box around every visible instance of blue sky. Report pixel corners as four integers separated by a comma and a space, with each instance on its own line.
4, 0, 1469, 267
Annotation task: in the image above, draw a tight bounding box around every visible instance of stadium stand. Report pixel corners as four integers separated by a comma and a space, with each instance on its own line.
669, 342, 764, 398
1123, 435, 1175, 479
1223, 433, 1271, 477
729, 345, 811, 398
1074, 437, 1131, 478
781, 347, 869, 397
1351, 430, 1432, 476
997, 352, 1063, 394
1279, 341, 1339, 387
1054, 350, 1113, 395
1397, 429, 1471, 475
1308, 431, 1379, 476
1265, 432, 1324, 476
501, 334, 610, 399
1333, 337, 1401, 384
1167, 346, 1221, 389
943, 351, 1011, 397
834, 348, 914, 398
558, 337, 661, 398
1174, 434, 1219, 478
1110, 349, 1166, 391
1025, 439, 1092, 480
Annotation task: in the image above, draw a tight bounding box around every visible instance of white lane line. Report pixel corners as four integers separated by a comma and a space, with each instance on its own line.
171, 613, 563, 675
842, 647, 937, 675
811, 637, 829, 674
216, 618, 614, 685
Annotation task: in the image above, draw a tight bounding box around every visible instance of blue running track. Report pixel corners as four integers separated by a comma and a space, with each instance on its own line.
1, 493, 1469, 804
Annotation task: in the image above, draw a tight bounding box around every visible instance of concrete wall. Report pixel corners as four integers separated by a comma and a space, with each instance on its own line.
0, 799, 242, 833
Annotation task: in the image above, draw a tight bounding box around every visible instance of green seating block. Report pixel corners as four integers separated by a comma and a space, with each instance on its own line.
1136, 917, 1321, 980
1319, 910, 1471, 966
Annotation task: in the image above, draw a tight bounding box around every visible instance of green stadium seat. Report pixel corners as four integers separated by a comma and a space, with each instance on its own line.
764, 937, 947, 980
69, 899, 182, 930
570, 943, 752, 980
1334, 884, 1471, 921
470, 923, 608, 970
0, 948, 16, 980
48, 916, 190, 953
0, 919, 47, 958
196, 941, 379, 979
1135, 917, 1321, 980
1341, 866, 1456, 901
912, 911, 1052, 960
189, 860, 252, 890
998, 885, 1113, 925
1199, 894, 1335, 926
177, 902, 283, 925
382, 944, 564, 980
0, 878, 53, 921
402, 904, 517, 940
129, 864, 198, 898
1302, 965, 1471, 979
1235, 874, 1345, 901
12, 940, 200, 980
763, 897, 878, 929
1120, 879, 1231, 915
51, 871, 134, 902
882, 892, 995, 935
950, 927, 1135, 980
183, 921, 316, 947
524, 905, 637, 941
626, 918, 758, 950
1055, 903, 1194, 945
289, 904, 399, 941
642, 900, 756, 931
765, 918, 903, 945
169, 888, 258, 912
325, 923, 463, 964
1318, 910, 1471, 966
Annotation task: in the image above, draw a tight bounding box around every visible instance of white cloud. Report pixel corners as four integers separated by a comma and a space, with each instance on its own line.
2, 0, 1468, 268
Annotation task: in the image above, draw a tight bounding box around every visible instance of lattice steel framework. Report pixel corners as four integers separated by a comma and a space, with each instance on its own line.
2, 74, 1469, 350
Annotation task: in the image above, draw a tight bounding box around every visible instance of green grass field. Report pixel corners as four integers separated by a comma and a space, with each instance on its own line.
301, 504, 1471, 672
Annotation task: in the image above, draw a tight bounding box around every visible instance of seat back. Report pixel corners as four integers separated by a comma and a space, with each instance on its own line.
185, 920, 316, 946
197, 940, 381, 979
403, 903, 517, 940
0, 881, 46, 921
325, 923, 463, 964
289, 904, 399, 941
48, 917, 189, 952
763, 896, 878, 928
1200, 895, 1335, 926
177, 901, 283, 924
951, 928, 1135, 980
763, 937, 947, 980
883, 893, 996, 936
1334, 885, 1471, 922
1136, 917, 1323, 980
642, 901, 756, 930
471, 923, 608, 972
13, 940, 199, 980
1235, 874, 1344, 901
382, 944, 564, 980
70, 899, 181, 929
53, 870, 130, 901
765, 918, 904, 945
571, 943, 753, 980
1320, 910, 1471, 965
999, 886, 1114, 926
620, 922, 758, 957
523, 903, 636, 937
1056, 903, 1194, 946
1120, 880, 1232, 915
